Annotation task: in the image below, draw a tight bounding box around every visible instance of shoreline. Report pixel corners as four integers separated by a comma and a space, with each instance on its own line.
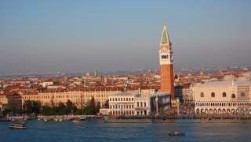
2, 115, 251, 122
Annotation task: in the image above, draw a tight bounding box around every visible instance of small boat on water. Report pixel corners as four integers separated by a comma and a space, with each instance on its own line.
71, 118, 80, 123
72, 119, 80, 123
76, 125, 87, 129
9, 120, 26, 129
168, 131, 185, 136
43, 117, 53, 122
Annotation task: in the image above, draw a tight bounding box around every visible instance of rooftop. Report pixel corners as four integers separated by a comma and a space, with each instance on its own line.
110, 91, 140, 97
195, 80, 251, 87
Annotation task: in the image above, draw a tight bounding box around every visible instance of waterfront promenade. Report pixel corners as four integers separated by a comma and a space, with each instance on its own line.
4, 114, 251, 122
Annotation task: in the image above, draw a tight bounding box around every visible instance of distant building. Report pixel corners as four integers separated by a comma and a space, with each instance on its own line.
101, 91, 170, 116
46, 85, 66, 90
3, 93, 22, 112
21, 89, 154, 109
40, 81, 54, 88
175, 85, 193, 103
193, 80, 251, 114
0, 95, 8, 110
22, 90, 120, 109
150, 92, 171, 115
182, 87, 193, 103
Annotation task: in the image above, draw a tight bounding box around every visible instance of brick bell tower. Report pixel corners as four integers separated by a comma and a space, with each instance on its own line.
159, 23, 175, 103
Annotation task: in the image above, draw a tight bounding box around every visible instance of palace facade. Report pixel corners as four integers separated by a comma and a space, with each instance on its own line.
194, 80, 251, 114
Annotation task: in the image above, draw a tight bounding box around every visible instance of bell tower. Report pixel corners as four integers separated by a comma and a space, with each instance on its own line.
159, 23, 175, 101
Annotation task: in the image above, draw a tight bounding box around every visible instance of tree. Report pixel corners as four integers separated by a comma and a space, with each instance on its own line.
90, 96, 96, 108
103, 99, 109, 108
23, 100, 33, 114
41, 105, 53, 116
96, 101, 101, 114
66, 100, 77, 114
32, 101, 41, 115
55, 102, 66, 115
82, 96, 97, 115
23, 100, 41, 115
0, 108, 3, 118
82, 105, 95, 115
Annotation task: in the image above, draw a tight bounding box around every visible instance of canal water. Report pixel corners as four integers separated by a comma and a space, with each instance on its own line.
1, 120, 251, 142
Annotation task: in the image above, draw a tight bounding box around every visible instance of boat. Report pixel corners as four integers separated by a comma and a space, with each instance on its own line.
43, 117, 53, 122
76, 125, 87, 129
9, 121, 26, 129
71, 118, 81, 123
72, 119, 80, 123
168, 131, 185, 136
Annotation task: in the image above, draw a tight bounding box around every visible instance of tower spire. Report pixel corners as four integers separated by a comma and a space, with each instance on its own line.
160, 23, 170, 44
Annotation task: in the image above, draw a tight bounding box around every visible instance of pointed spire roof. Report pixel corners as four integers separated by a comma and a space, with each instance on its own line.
160, 24, 170, 44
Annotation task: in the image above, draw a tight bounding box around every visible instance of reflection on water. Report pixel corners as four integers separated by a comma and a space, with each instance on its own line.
1, 120, 251, 142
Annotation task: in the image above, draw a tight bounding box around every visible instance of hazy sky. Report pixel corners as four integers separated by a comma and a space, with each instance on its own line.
0, 0, 251, 75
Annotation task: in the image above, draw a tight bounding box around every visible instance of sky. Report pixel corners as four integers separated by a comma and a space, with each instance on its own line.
0, 0, 251, 75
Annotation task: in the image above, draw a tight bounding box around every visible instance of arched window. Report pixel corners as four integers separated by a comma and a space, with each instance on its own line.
211, 92, 215, 97
222, 92, 227, 97
200, 92, 204, 97
232, 94, 236, 98
241, 92, 245, 97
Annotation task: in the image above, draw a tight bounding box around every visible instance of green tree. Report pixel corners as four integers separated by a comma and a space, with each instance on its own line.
66, 100, 77, 114
23, 100, 33, 114
23, 100, 41, 115
96, 101, 101, 114
90, 96, 95, 108
41, 105, 53, 116
54, 102, 66, 115
32, 101, 41, 115
82, 96, 97, 115
82, 105, 95, 115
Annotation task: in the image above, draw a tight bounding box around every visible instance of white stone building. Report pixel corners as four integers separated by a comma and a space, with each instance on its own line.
193, 80, 251, 114
40, 81, 54, 88
101, 91, 170, 116
108, 92, 149, 116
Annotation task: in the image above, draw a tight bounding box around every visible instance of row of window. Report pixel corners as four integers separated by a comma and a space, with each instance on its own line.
56, 95, 80, 98
24, 94, 111, 100
137, 102, 147, 107
196, 102, 251, 107
111, 110, 148, 116
110, 97, 134, 102
110, 102, 147, 109
200, 92, 246, 98
110, 104, 134, 109
111, 110, 134, 115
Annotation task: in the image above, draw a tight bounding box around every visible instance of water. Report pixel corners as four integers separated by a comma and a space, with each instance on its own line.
1, 120, 251, 142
